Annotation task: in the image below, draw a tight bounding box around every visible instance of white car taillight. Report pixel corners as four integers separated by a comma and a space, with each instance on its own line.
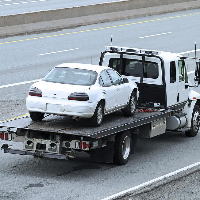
68, 92, 89, 101
29, 87, 42, 97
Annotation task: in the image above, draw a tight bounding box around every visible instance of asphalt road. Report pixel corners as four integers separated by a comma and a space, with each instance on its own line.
0, 9, 200, 200
0, 0, 127, 16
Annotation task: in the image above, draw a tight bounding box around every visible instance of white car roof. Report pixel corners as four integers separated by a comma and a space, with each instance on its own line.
55, 63, 110, 72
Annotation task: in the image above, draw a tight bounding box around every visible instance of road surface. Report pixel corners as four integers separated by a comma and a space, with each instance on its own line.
0, 8, 200, 200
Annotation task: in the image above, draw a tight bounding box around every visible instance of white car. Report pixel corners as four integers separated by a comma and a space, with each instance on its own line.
26, 63, 138, 126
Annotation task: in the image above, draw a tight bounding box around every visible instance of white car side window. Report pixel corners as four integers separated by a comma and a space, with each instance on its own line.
99, 70, 112, 87
107, 69, 122, 85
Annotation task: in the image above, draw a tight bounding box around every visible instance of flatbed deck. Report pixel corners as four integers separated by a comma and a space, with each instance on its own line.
0, 109, 171, 139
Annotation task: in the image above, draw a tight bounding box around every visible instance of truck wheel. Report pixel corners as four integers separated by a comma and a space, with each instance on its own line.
122, 92, 136, 117
30, 112, 44, 121
113, 131, 131, 165
185, 105, 200, 137
90, 102, 104, 127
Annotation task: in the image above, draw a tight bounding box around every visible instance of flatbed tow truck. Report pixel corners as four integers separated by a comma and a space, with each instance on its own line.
1, 46, 200, 165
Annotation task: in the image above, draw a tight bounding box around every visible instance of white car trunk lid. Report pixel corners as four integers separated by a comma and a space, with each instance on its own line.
33, 81, 90, 99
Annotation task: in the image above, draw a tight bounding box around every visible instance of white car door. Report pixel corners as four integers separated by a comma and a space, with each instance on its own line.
99, 70, 118, 112
107, 69, 130, 107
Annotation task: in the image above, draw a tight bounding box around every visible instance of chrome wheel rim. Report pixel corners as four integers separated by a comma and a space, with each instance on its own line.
130, 95, 136, 113
97, 105, 103, 125
193, 111, 200, 132
122, 136, 131, 160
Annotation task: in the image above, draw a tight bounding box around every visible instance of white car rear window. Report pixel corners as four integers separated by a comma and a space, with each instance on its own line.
43, 67, 97, 86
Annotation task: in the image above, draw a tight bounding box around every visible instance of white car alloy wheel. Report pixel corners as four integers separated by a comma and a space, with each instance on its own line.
122, 92, 136, 117
130, 95, 136, 114
91, 102, 104, 127
97, 104, 103, 125
122, 136, 131, 160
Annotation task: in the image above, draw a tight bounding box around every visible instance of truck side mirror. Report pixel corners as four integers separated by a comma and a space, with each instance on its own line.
195, 61, 200, 84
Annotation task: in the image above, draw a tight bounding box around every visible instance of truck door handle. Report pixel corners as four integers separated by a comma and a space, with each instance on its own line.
103, 90, 106, 94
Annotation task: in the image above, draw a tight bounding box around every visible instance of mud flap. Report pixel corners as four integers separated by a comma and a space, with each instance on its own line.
131, 129, 139, 154
90, 141, 115, 163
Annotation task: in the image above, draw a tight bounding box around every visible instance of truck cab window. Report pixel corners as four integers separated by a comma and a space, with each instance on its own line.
145, 62, 159, 79
125, 61, 143, 77
178, 60, 188, 83
170, 61, 176, 83
108, 58, 122, 74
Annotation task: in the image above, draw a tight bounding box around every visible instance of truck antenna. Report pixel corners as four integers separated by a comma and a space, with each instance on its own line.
110, 35, 113, 45
195, 42, 197, 60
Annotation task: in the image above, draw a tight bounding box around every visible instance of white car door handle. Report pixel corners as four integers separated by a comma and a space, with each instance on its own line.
103, 90, 106, 94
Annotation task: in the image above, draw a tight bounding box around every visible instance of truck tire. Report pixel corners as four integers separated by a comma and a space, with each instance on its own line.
113, 131, 131, 165
122, 92, 136, 117
185, 105, 200, 137
30, 112, 44, 121
90, 102, 104, 127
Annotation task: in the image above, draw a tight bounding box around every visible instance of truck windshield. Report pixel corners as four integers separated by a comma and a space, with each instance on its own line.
43, 67, 97, 86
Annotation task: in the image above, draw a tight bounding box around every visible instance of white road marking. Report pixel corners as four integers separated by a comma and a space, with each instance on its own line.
139, 32, 172, 39
0, 0, 46, 6
0, 79, 41, 89
39, 48, 79, 56
102, 162, 200, 200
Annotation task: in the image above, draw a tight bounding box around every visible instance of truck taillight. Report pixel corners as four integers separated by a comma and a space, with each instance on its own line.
29, 87, 42, 97
0, 132, 9, 140
68, 92, 89, 101
75, 141, 90, 150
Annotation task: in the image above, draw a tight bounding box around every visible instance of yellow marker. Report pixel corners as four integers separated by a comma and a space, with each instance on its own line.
1, 12, 200, 45
0, 113, 29, 123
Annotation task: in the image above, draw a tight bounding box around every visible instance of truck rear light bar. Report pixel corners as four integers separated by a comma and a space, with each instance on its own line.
0, 132, 11, 141
105, 46, 159, 56
75, 141, 90, 150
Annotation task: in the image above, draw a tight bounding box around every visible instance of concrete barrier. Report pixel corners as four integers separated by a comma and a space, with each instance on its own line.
1, 0, 200, 37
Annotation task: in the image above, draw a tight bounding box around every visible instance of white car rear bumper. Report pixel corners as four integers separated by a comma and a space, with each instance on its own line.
26, 96, 97, 118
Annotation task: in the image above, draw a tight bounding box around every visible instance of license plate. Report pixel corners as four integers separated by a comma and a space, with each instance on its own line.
47, 104, 60, 112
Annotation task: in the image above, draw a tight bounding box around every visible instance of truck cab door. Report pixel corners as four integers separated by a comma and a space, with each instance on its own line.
167, 60, 188, 107
177, 60, 189, 103
168, 61, 178, 106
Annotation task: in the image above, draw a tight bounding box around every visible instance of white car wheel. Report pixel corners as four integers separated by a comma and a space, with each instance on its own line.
91, 102, 104, 127
122, 92, 136, 117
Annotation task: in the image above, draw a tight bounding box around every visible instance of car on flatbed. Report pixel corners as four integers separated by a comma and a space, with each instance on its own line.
26, 63, 138, 126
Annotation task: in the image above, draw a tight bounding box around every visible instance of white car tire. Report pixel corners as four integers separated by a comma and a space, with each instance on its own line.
30, 112, 44, 121
90, 102, 104, 127
122, 92, 136, 117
